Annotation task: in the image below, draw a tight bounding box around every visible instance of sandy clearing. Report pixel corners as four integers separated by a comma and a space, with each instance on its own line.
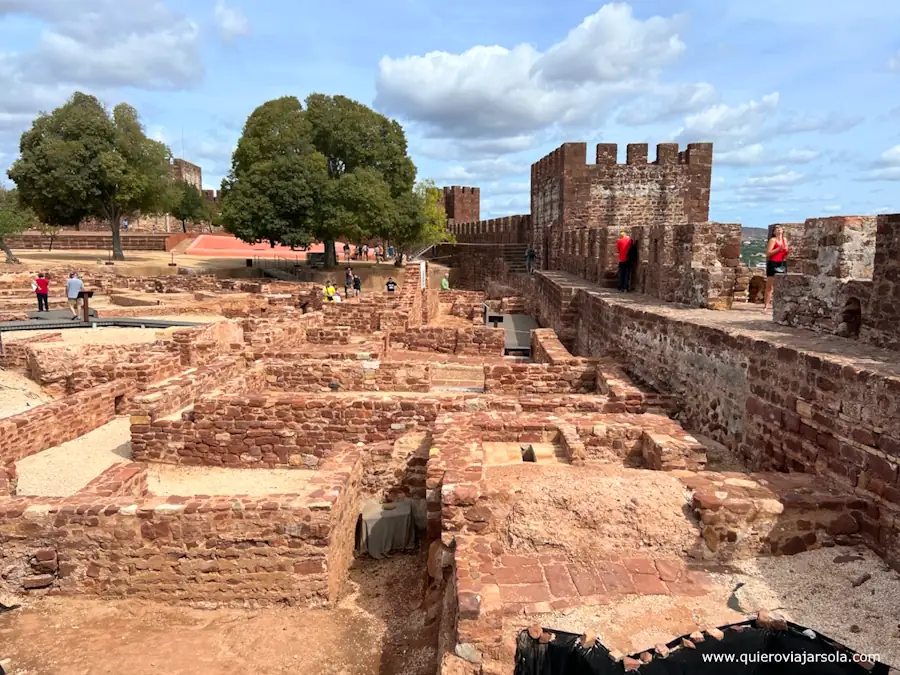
146, 464, 316, 496
15, 417, 132, 496
0, 368, 55, 419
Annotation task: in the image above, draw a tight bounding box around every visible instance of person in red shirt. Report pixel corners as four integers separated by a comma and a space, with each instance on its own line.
764, 225, 790, 311
615, 231, 633, 292
34, 272, 50, 312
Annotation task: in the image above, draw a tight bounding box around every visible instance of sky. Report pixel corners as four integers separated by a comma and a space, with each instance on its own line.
1, 0, 899, 227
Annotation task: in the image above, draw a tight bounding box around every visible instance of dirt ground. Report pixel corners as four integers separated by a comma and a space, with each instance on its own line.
0, 550, 436, 675
146, 464, 316, 496
485, 463, 701, 560
14, 417, 132, 497
0, 369, 54, 419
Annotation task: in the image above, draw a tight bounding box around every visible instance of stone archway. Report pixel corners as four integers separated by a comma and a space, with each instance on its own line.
836, 296, 862, 338
748, 275, 766, 304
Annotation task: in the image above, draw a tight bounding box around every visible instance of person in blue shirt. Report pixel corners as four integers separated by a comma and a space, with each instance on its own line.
65, 272, 84, 320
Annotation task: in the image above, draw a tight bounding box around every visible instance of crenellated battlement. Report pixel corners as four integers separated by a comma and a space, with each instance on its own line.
531, 141, 713, 181
448, 214, 530, 245
440, 185, 481, 224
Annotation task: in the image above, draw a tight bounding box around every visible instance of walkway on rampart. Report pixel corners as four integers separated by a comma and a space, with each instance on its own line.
541, 271, 900, 380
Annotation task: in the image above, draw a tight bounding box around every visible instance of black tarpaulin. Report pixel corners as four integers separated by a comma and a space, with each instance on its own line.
514, 619, 891, 675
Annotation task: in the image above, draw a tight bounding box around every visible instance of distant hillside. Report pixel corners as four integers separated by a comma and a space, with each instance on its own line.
742, 227, 768, 240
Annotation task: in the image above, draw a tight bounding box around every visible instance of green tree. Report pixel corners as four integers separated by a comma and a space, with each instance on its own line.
219, 96, 327, 249
169, 181, 209, 233
304, 94, 416, 266
0, 187, 35, 264
390, 179, 455, 264
8, 92, 173, 260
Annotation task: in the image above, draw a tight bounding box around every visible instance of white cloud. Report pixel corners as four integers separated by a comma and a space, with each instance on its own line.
783, 148, 820, 163
857, 145, 900, 181
674, 93, 860, 148
878, 145, 900, 165
375, 3, 690, 140
716, 144, 821, 166
2, 0, 202, 90
214, 1, 250, 43
745, 170, 806, 187
823, 204, 842, 213
717, 143, 766, 165
888, 52, 900, 72
439, 157, 527, 183
674, 93, 780, 144
616, 82, 717, 125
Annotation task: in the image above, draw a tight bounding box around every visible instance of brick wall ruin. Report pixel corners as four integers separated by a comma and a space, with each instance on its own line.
774, 214, 900, 350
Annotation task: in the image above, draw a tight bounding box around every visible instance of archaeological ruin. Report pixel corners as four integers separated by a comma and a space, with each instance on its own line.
0, 140, 898, 675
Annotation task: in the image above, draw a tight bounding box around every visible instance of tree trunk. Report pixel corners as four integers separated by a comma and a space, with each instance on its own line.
182, 219, 187, 234
323, 236, 337, 268
0, 237, 21, 264
109, 212, 125, 261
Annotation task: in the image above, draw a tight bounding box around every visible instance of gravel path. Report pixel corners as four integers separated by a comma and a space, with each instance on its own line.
15, 417, 132, 496
0, 369, 54, 419
146, 465, 314, 496
715, 545, 900, 667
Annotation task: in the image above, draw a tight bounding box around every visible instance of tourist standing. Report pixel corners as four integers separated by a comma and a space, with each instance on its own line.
385, 277, 397, 293
525, 246, 536, 274
616, 231, 633, 292
345, 267, 354, 297
440, 273, 450, 291
353, 274, 362, 297
343, 243, 351, 261
65, 272, 84, 319
764, 225, 790, 311
388, 245, 394, 259
34, 273, 49, 312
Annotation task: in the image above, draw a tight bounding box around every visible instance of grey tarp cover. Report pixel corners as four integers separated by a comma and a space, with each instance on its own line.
356, 500, 417, 559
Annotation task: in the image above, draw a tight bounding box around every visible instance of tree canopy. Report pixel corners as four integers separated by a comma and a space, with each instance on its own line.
168, 181, 210, 233
220, 96, 327, 250
219, 93, 449, 266
8, 92, 173, 260
0, 187, 35, 264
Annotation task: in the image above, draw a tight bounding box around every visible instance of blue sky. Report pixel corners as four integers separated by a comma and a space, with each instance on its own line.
1, 0, 899, 227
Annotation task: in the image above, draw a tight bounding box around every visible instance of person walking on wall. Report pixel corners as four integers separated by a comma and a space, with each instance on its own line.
34, 272, 49, 312
525, 246, 536, 274
616, 231, 633, 292
65, 272, 84, 320
764, 225, 790, 312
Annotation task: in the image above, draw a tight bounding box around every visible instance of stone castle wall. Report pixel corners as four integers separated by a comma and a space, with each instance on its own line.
774, 214, 900, 351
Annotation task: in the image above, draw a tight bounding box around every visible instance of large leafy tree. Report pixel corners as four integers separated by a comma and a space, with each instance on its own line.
0, 187, 35, 264
168, 181, 209, 233
8, 92, 173, 260
305, 94, 416, 266
219, 96, 327, 249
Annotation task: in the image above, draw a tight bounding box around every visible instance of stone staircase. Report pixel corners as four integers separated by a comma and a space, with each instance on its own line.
430, 363, 485, 392
499, 244, 528, 275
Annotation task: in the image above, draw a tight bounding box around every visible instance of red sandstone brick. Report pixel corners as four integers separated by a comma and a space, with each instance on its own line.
632, 574, 669, 595
543, 564, 577, 598
499, 584, 551, 604
495, 566, 544, 586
